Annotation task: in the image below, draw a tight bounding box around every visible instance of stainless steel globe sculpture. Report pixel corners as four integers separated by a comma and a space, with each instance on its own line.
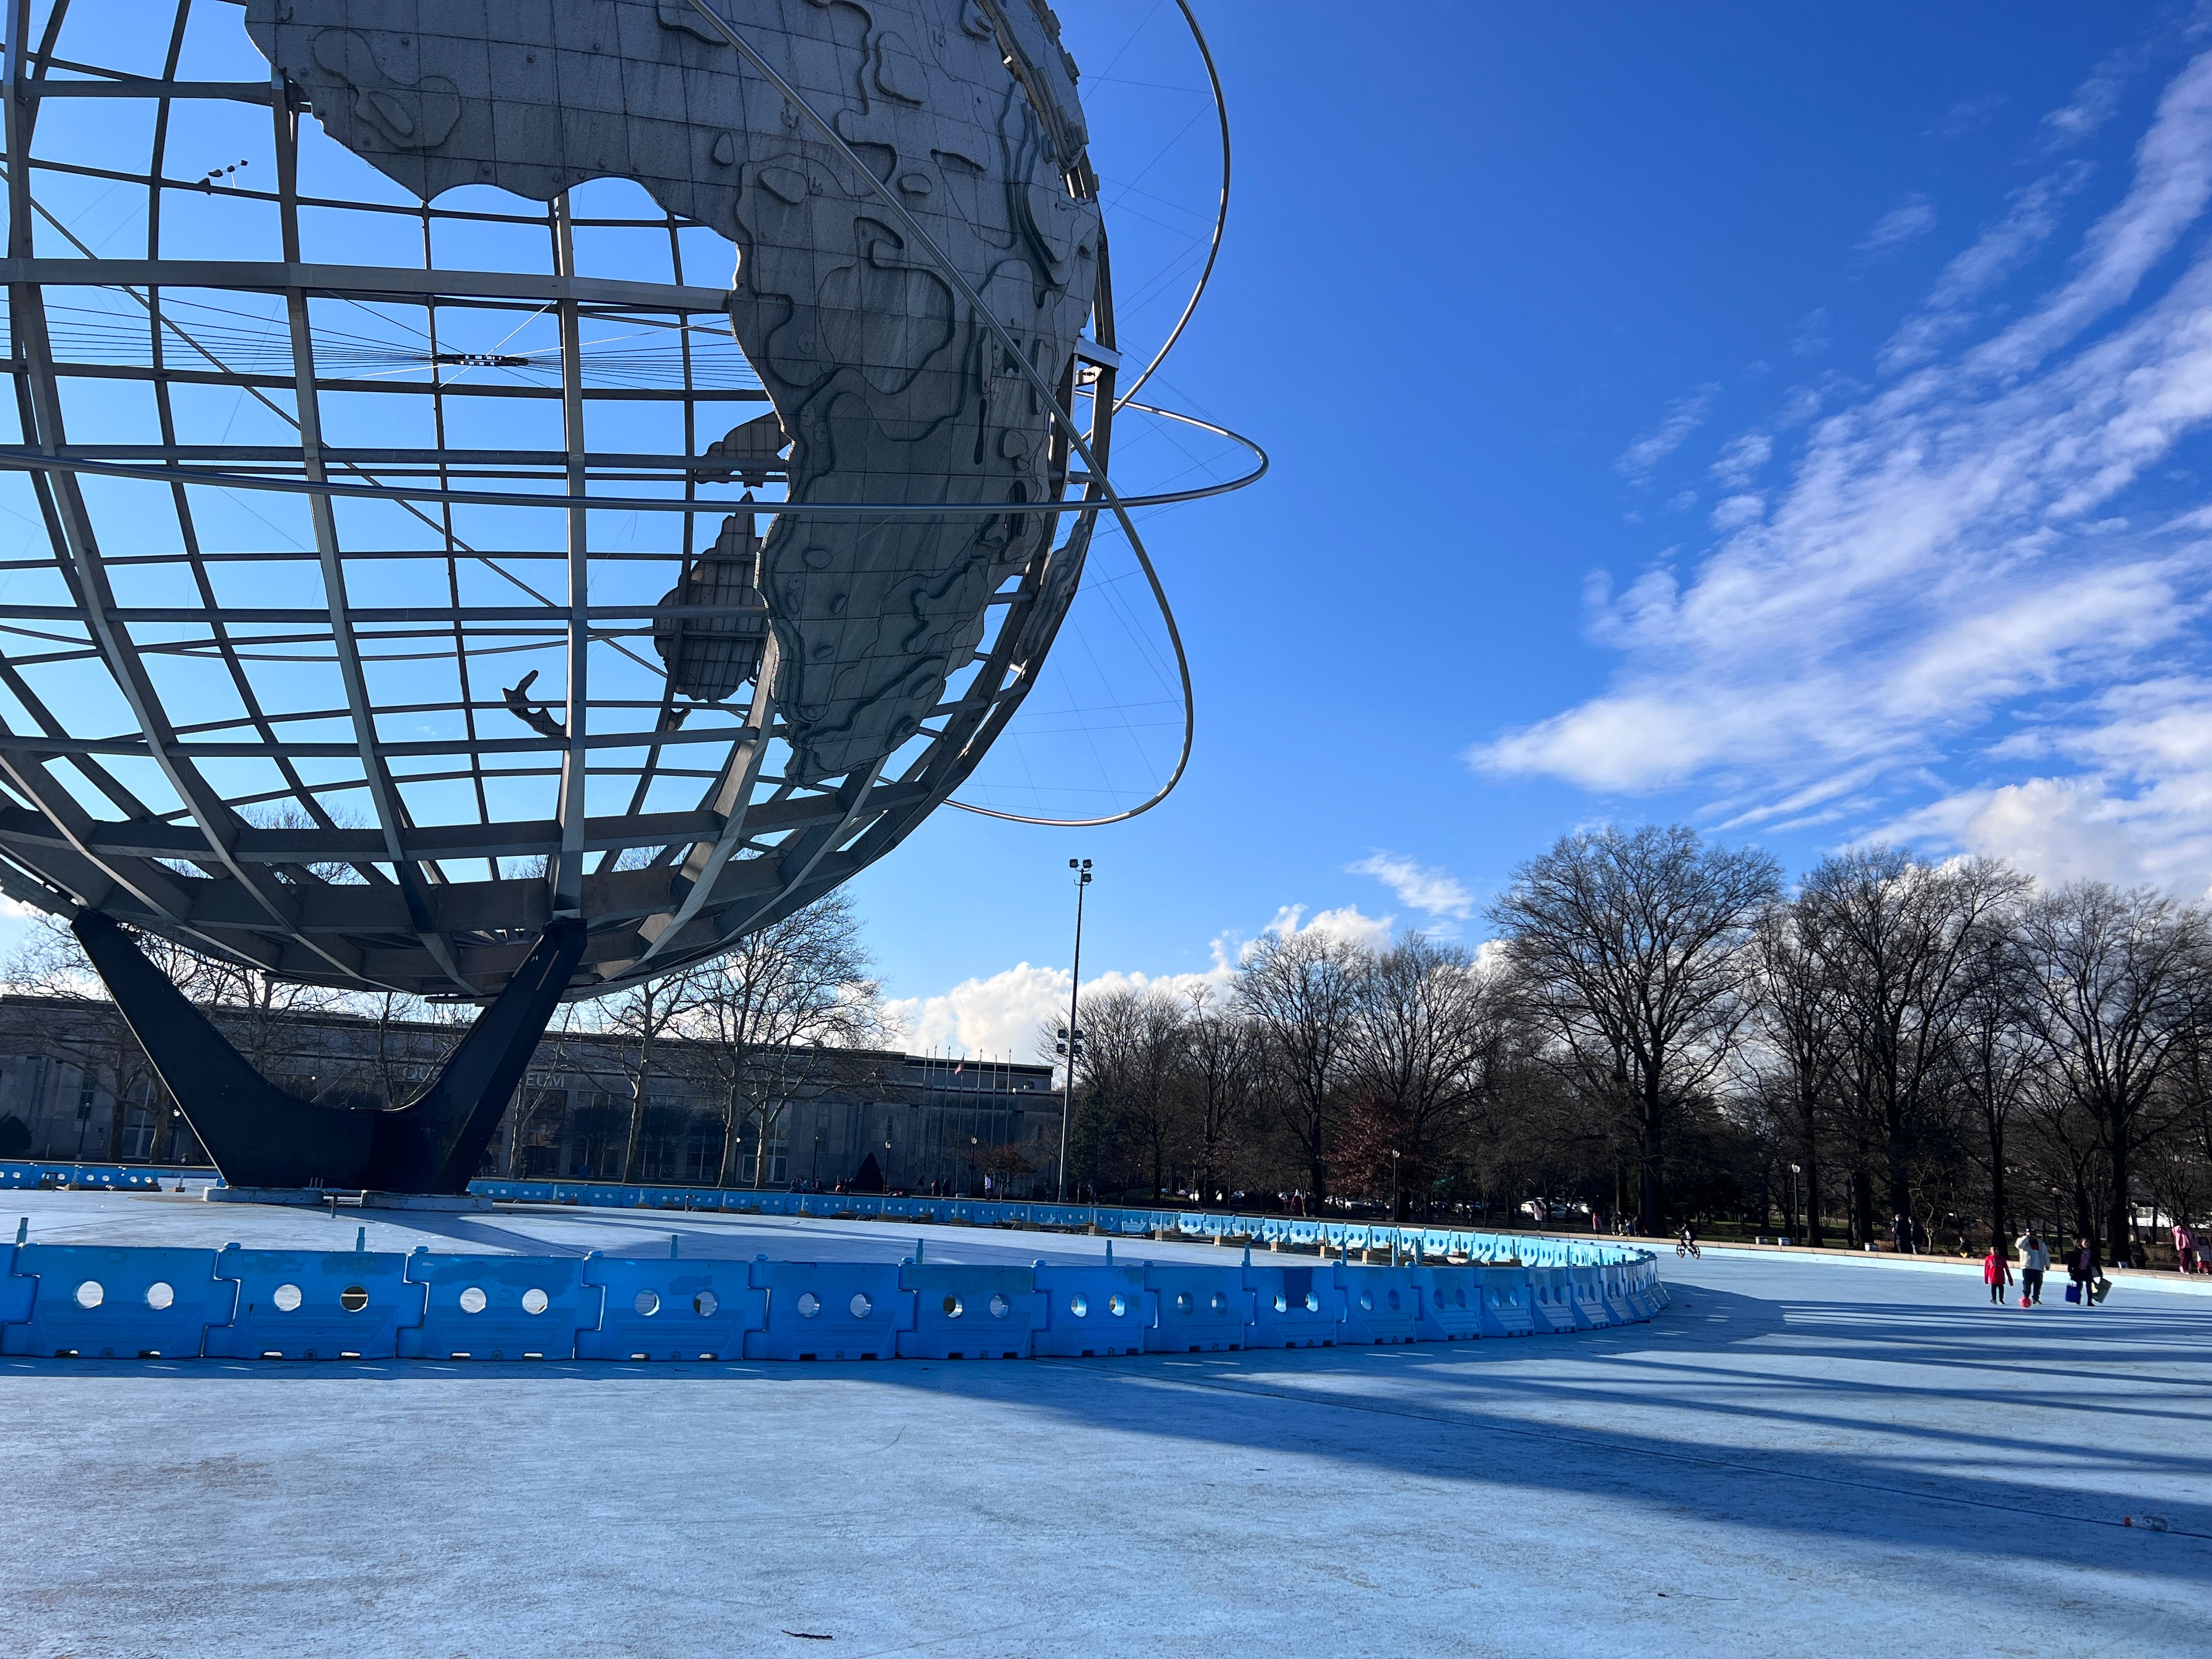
0, 0, 1248, 1192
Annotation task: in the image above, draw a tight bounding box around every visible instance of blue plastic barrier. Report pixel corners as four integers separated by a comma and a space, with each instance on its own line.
1336, 1264, 1420, 1344
577, 1255, 767, 1361
207, 1245, 422, 1359
1525, 1266, 1577, 1334
1143, 1263, 1252, 1353
1032, 1260, 1152, 1357
1411, 1265, 1484, 1342
1243, 1260, 1340, 1349
1, 1244, 235, 1358
1566, 1265, 1610, 1330
898, 1263, 1046, 1360
399, 1251, 597, 1361
1479, 1267, 1536, 1337
0, 1242, 30, 1326
745, 1260, 911, 1361
0, 1159, 184, 1191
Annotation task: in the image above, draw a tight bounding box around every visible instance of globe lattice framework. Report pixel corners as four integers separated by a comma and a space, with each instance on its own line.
0, 0, 1234, 1011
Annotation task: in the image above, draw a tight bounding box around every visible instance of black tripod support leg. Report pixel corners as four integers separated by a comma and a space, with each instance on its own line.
71, 914, 587, 1194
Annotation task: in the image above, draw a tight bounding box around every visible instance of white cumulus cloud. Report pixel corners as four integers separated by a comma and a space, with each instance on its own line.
1347, 853, 1476, 923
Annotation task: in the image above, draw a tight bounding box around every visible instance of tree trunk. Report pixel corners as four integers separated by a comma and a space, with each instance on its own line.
1638, 1092, 1664, 1233
2105, 1108, 2133, 1268
1985, 1120, 2008, 1255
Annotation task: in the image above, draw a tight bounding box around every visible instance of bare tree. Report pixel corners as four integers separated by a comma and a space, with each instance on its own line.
1179, 984, 1260, 1203
2013, 881, 2209, 1266
1342, 935, 1506, 1220
1796, 849, 2026, 1238
1745, 899, 1842, 1245
1948, 914, 2043, 1250
1069, 986, 1189, 1200
1490, 825, 1779, 1233
1235, 927, 1366, 1203
682, 893, 885, 1187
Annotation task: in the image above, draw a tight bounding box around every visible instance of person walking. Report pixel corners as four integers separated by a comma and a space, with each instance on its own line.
1983, 1243, 2013, 1305
2016, 1230, 2048, 1305
2067, 1236, 2101, 1308
2173, 1221, 2196, 1275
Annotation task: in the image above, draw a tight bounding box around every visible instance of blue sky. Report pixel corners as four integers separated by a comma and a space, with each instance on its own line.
861, 2, 2212, 1051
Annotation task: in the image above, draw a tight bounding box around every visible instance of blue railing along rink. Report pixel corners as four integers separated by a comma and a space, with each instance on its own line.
0, 1159, 177, 1191
0, 1239, 1664, 1363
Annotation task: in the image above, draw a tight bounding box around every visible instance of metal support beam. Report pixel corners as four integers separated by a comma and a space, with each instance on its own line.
74, 911, 587, 1193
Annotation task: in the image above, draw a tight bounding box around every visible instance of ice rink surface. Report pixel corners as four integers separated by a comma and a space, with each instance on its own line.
3, 1191, 2208, 1658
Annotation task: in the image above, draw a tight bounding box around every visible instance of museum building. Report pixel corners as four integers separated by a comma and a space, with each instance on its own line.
0, 995, 1061, 1196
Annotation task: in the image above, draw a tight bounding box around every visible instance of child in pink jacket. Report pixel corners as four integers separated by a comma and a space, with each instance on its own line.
1983, 1245, 2014, 1305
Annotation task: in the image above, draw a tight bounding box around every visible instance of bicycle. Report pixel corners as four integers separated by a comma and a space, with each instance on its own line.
1676, 1234, 1701, 1259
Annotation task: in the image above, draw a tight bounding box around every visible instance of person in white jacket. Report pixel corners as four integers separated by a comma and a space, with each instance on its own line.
2016, 1230, 2050, 1305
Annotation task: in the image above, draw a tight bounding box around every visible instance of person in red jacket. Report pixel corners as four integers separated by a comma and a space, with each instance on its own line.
1983, 1244, 2014, 1306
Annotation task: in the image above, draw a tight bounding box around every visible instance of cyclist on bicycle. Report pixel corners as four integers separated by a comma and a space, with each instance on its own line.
1676, 1223, 1699, 1259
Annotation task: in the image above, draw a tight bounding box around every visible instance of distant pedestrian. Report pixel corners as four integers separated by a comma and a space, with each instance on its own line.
1983, 1244, 2013, 1304
2067, 1236, 2101, 1309
2173, 1221, 2196, 1275
2016, 1230, 2048, 1305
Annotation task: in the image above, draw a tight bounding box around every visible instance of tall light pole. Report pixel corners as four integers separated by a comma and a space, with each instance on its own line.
1055, 857, 1092, 1205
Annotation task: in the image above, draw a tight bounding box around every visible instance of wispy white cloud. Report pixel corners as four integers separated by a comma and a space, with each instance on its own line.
1880, 162, 2093, 372
1348, 852, 1476, 922
2044, 46, 2138, 149
1472, 48, 2212, 897
1710, 431, 1772, 488
1616, 384, 1720, 482
1858, 194, 1938, 253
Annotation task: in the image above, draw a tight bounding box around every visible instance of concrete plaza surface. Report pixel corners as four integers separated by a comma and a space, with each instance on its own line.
2, 1193, 2207, 1658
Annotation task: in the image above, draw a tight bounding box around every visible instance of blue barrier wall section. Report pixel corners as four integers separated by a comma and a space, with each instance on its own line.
1243, 1259, 1340, 1349
399, 1251, 597, 1361
899, 1263, 1047, 1360
1479, 1270, 1537, 1338
577, 1256, 766, 1361
1336, 1264, 1421, 1344
0, 1185, 1664, 1362
1411, 1264, 1485, 1342
207, 1246, 422, 1360
1032, 1260, 1151, 1357
2, 1244, 236, 1358
1142, 1263, 1252, 1353
0, 1160, 181, 1191
747, 1260, 911, 1361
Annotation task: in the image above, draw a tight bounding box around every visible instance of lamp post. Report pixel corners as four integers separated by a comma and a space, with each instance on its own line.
1055, 857, 1092, 1204
1390, 1148, 1401, 1223
1789, 1163, 1801, 1241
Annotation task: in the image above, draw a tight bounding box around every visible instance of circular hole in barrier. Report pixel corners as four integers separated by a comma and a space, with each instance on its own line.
942, 1294, 964, 1319
1387, 1290, 1401, 1310
145, 1282, 175, 1311
74, 1281, 104, 1309
459, 1286, 488, 1314
1174, 1291, 1194, 1314
1107, 1294, 1128, 1317
796, 1291, 821, 1317
1273, 1293, 1288, 1314
988, 1293, 1010, 1319
1358, 1291, 1374, 1312
1304, 1292, 1320, 1313
1069, 1294, 1089, 1318
341, 1285, 370, 1313
849, 1292, 872, 1319
521, 1288, 549, 1315
635, 1290, 661, 1317
695, 1290, 719, 1317
272, 1283, 303, 1312
1209, 1292, 1227, 1315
